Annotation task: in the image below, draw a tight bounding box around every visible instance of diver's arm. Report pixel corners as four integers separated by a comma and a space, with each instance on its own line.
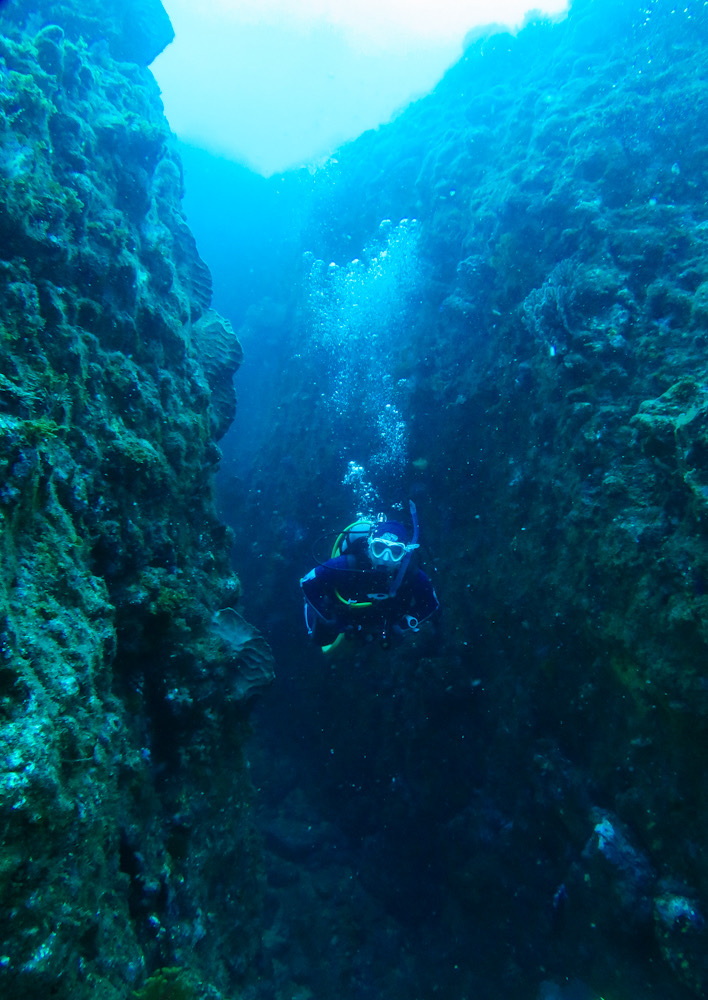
300, 562, 341, 625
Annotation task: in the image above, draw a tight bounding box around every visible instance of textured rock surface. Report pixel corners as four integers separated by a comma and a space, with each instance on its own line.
0, 0, 174, 66
0, 3, 268, 998
217, 0, 708, 997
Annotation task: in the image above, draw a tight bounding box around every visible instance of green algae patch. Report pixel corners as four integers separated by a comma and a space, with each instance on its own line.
133, 967, 203, 1000
609, 652, 656, 715
104, 420, 165, 474
633, 378, 708, 519
691, 280, 708, 328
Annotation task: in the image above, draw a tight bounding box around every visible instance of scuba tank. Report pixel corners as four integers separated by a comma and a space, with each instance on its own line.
331, 519, 373, 559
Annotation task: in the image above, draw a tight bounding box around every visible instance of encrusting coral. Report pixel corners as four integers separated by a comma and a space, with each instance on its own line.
0, 2, 271, 997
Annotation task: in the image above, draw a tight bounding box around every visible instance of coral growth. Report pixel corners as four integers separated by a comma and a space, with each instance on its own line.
0, 2, 266, 998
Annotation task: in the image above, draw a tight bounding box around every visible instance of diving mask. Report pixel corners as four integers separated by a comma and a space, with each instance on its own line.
368, 534, 417, 567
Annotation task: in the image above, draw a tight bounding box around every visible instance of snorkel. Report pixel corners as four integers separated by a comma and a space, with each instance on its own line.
409, 500, 420, 546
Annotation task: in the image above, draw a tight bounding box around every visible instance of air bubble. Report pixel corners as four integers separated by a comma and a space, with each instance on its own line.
303, 219, 420, 500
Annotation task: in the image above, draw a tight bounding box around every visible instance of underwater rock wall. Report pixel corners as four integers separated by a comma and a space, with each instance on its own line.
225, 0, 708, 996
0, 2, 270, 997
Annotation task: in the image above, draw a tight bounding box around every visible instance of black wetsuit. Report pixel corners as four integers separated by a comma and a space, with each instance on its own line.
301, 550, 439, 647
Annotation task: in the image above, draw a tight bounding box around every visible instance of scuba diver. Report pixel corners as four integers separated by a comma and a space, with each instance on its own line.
300, 501, 439, 651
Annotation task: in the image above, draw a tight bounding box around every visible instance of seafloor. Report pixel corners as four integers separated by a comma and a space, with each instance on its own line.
2, 0, 708, 998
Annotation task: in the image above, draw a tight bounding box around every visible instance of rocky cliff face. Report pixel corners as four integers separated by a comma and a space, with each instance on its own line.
0, 2, 271, 998
222, 0, 708, 996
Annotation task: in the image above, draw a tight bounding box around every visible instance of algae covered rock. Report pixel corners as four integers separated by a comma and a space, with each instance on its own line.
0, 1, 266, 998
634, 378, 708, 517
0, 0, 174, 66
